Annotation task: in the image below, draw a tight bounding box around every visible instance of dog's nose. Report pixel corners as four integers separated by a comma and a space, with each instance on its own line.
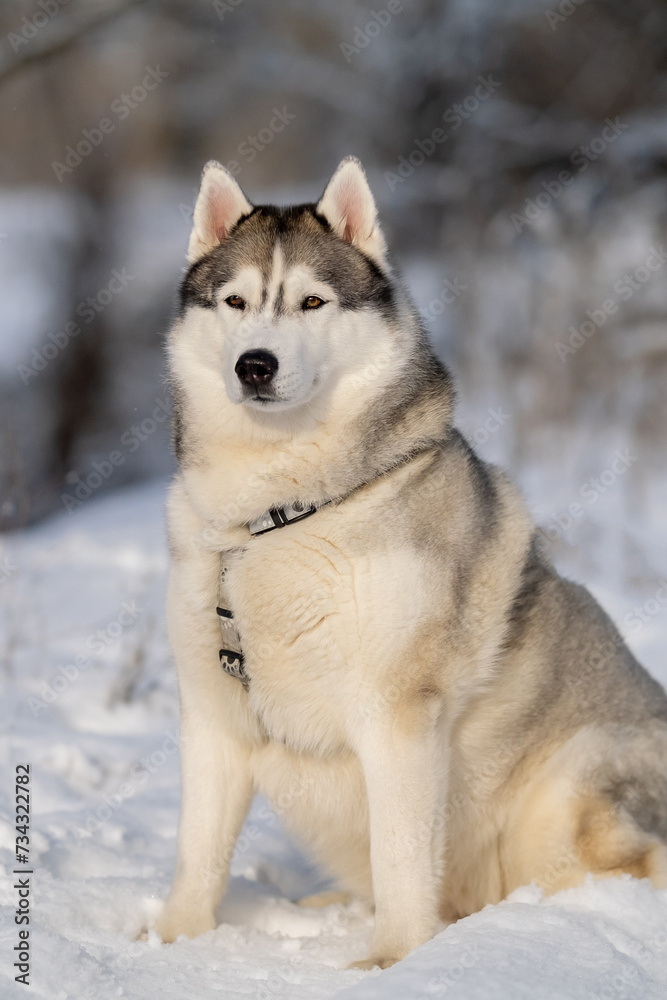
235, 350, 279, 386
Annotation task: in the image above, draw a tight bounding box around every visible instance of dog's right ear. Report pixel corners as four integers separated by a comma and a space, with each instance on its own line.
187, 161, 253, 263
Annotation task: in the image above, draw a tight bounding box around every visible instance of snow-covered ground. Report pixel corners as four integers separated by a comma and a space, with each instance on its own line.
1, 478, 666, 1000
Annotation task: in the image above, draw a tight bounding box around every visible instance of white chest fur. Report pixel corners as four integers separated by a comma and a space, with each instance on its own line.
223, 509, 429, 757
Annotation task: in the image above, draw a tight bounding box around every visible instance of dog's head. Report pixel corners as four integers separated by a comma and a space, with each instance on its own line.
175, 158, 404, 417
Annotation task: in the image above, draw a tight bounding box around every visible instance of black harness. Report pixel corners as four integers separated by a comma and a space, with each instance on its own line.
216, 502, 325, 687
215, 441, 443, 688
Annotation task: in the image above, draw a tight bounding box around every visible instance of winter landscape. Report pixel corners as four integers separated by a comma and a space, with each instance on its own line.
2, 1, 667, 997
0, 474, 666, 1000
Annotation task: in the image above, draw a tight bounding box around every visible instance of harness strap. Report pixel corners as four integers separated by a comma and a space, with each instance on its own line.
216, 441, 443, 688
217, 502, 323, 686
216, 603, 248, 689
248, 500, 326, 536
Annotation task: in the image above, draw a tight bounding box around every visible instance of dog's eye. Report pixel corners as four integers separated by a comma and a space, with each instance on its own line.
225, 295, 245, 310
302, 295, 326, 310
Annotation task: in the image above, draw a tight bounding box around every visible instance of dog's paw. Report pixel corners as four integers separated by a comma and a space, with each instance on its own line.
348, 955, 400, 971
154, 907, 216, 943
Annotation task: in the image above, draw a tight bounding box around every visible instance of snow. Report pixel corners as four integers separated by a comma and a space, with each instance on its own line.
1, 479, 667, 999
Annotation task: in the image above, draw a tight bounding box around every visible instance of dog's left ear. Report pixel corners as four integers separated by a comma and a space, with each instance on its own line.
316, 157, 387, 265
187, 160, 253, 263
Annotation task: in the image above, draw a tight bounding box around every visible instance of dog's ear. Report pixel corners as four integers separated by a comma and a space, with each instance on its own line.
316, 157, 387, 265
187, 161, 253, 263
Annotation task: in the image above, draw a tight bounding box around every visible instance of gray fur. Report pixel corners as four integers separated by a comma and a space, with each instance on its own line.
179, 205, 397, 317
157, 159, 667, 966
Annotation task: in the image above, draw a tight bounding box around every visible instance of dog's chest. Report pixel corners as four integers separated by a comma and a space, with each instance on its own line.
223, 523, 427, 755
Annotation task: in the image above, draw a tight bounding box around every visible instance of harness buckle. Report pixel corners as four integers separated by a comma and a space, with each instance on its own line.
248, 502, 318, 536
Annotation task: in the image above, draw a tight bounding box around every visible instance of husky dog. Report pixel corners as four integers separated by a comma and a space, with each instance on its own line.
156, 157, 667, 968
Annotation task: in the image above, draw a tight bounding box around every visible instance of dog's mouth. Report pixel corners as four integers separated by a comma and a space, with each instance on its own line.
252, 373, 322, 409
242, 380, 279, 402
231, 357, 320, 411
239, 386, 286, 409
231, 349, 323, 411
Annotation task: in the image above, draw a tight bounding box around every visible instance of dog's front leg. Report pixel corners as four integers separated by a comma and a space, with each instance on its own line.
155, 544, 255, 942
351, 701, 447, 969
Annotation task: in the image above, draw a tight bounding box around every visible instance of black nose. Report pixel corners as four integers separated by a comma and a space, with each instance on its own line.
235, 350, 279, 387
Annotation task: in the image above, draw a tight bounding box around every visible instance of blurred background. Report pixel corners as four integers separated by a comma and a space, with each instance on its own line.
1, 0, 666, 638
1, 6, 667, 982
